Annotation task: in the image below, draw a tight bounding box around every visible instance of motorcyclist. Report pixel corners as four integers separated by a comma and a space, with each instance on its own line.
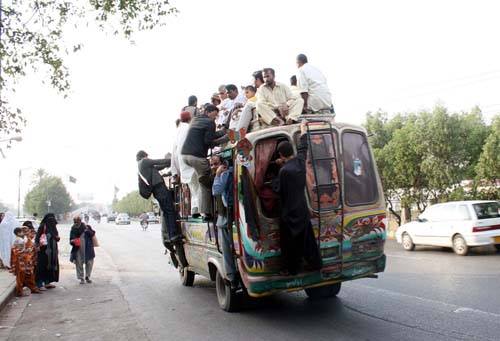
139, 212, 149, 230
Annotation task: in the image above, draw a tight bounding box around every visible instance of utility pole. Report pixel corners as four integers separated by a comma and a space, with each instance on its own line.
17, 169, 21, 217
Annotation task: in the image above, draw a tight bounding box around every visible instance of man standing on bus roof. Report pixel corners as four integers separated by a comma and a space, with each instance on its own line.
256, 68, 304, 126
273, 123, 322, 275
296, 53, 334, 114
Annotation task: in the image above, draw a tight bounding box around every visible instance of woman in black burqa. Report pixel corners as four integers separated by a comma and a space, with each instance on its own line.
35, 213, 60, 289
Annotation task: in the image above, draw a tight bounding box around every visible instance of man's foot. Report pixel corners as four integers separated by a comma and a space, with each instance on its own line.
31, 288, 42, 294
85, 277, 92, 284
79, 279, 85, 285
38, 287, 47, 291
45, 284, 56, 289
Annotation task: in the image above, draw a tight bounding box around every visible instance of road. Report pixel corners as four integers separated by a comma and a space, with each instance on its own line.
1, 221, 499, 341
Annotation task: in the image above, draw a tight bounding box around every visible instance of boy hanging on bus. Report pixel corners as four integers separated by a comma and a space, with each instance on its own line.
212, 159, 237, 288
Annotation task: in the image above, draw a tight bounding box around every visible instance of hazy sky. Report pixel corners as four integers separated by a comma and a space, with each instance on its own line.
1, 0, 500, 212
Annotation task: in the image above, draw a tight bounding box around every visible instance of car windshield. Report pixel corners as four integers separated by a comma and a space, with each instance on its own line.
118, 214, 128, 218
472, 202, 500, 220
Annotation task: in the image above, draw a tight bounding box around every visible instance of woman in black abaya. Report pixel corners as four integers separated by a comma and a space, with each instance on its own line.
35, 213, 60, 289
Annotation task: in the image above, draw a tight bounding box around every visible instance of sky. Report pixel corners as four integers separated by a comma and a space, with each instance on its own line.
1, 0, 500, 212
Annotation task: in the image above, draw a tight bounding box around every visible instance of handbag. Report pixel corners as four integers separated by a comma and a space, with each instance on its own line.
71, 237, 81, 247
92, 235, 99, 247
39, 226, 48, 246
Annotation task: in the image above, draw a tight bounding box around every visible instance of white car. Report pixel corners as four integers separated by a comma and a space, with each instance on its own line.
115, 213, 131, 225
396, 200, 500, 255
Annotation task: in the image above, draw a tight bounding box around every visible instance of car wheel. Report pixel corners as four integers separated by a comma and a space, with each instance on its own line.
179, 266, 195, 287
305, 282, 341, 299
402, 233, 415, 251
494, 244, 500, 252
452, 234, 469, 256
215, 270, 239, 312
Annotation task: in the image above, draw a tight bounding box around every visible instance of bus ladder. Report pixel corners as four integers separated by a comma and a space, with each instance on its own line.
305, 120, 344, 260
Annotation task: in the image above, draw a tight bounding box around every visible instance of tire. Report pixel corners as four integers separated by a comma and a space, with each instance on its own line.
452, 234, 469, 256
494, 244, 500, 252
305, 282, 341, 299
215, 270, 239, 312
180, 267, 195, 286
402, 233, 415, 251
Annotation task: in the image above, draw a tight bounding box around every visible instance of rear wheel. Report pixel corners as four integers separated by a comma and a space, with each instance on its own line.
494, 244, 500, 252
402, 233, 415, 251
452, 234, 469, 256
215, 270, 239, 312
180, 267, 195, 286
305, 282, 341, 299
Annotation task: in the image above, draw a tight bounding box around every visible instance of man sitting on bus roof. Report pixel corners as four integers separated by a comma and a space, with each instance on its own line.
296, 53, 334, 114
229, 85, 257, 132
272, 123, 322, 275
256, 68, 304, 126
181, 105, 227, 221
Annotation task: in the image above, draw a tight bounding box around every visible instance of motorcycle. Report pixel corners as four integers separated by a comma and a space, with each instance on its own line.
140, 219, 149, 231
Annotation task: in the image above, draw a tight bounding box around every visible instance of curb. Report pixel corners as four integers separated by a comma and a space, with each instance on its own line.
0, 276, 16, 313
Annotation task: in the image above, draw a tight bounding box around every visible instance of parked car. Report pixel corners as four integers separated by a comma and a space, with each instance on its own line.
146, 212, 160, 224
396, 200, 500, 255
106, 214, 117, 223
115, 213, 131, 225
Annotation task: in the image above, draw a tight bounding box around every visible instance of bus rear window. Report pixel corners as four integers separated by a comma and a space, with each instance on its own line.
473, 202, 500, 220
342, 131, 378, 206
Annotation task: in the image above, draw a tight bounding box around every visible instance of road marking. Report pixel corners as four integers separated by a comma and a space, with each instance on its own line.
350, 282, 500, 320
385, 253, 427, 260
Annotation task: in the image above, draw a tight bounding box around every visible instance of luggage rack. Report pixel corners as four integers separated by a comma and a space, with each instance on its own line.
305, 120, 344, 260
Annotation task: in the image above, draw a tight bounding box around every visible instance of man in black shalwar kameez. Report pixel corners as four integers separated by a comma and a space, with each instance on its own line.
273, 123, 322, 275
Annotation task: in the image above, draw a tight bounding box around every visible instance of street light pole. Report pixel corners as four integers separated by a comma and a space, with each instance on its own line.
17, 169, 21, 217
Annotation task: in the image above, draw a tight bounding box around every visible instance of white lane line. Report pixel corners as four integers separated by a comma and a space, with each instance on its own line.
385, 253, 427, 260
349, 282, 500, 320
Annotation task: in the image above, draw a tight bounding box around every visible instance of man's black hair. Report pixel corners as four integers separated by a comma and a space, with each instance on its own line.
263, 68, 275, 76
136, 150, 148, 161
277, 141, 294, 158
252, 70, 264, 82
22, 221, 34, 229
290, 75, 297, 86
14, 227, 22, 236
297, 53, 308, 64
188, 95, 197, 106
245, 85, 256, 92
205, 104, 219, 113
225, 84, 238, 92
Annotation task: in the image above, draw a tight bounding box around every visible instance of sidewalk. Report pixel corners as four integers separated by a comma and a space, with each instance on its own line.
0, 269, 16, 312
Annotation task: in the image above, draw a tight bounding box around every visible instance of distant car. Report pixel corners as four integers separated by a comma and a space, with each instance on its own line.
106, 214, 117, 223
396, 200, 500, 255
146, 212, 160, 224
115, 213, 131, 225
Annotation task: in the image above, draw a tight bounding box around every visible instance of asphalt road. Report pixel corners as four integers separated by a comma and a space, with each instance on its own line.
2, 221, 500, 341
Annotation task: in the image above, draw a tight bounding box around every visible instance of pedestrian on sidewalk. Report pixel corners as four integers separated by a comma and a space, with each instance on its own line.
35, 213, 60, 290
13, 227, 41, 296
70, 216, 96, 284
0, 212, 18, 269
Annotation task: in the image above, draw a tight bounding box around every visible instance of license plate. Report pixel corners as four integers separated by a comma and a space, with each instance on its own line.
494, 236, 500, 243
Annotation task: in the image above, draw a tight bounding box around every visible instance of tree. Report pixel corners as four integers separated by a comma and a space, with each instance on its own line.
365, 105, 493, 225
475, 115, 500, 199
24, 169, 74, 215
0, 1, 178, 142
112, 190, 152, 216
0, 201, 10, 212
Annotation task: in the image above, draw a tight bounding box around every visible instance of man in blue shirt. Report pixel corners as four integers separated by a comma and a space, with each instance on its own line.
212, 161, 237, 288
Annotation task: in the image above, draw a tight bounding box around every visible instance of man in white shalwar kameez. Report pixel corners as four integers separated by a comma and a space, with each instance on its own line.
171, 111, 200, 215
296, 54, 333, 114
0, 212, 19, 268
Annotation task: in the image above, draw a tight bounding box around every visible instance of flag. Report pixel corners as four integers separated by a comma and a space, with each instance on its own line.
114, 186, 119, 193
69, 176, 77, 183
